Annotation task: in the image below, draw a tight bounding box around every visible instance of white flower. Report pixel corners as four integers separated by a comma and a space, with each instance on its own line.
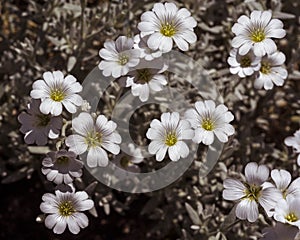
254, 51, 288, 90
137, 2, 197, 53
99, 36, 141, 78
285, 130, 300, 166
260, 222, 299, 240
227, 48, 261, 78
66, 112, 122, 167
146, 112, 194, 162
134, 34, 163, 61
270, 169, 300, 199
42, 150, 83, 185
184, 100, 235, 145
223, 162, 282, 222
126, 59, 168, 102
40, 190, 94, 234
274, 196, 300, 229
30, 71, 83, 116
18, 99, 62, 145
112, 143, 144, 180
232, 10, 286, 57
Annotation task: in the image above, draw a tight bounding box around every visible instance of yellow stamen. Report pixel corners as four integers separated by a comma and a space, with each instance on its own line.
59, 201, 75, 217
286, 213, 298, 222
160, 23, 176, 37
251, 29, 266, 42
165, 132, 177, 146
260, 61, 271, 74
202, 119, 214, 131
50, 89, 65, 102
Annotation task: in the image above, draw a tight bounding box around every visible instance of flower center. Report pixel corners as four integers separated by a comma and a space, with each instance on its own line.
202, 119, 214, 131
56, 156, 69, 165
50, 89, 65, 102
118, 55, 129, 66
165, 132, 177, 146
58, 201, 75, 217
286, 213, 298, 222
243, 183, 262, 202
85, 131, 102, 148
240, 56, 252, 68
36, 114, 51, 127
136, 69, 152, 83
120, 156, 130, 168
250, 29, 265, 42
160, 23, 176, 37
260, 61, 271, 74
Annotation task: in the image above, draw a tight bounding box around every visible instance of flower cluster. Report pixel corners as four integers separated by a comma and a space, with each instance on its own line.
146, 100, 235, 162
223, 163, 300, 230
98, 2, 197, 102
18, 71, 97, 234
228, 10, 288, 90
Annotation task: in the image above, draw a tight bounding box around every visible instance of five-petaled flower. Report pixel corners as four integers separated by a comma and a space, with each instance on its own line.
274, 196, 300, 229
228, 48, 261, 78
146, 112, 194, 161
99, 36, 141, 78
184, 100, 235, 145
231, 10, 286, 57
126, 58, 168, 102
66, 112, 122, 167
138, 2, 197, 53
40, 190, 94, 234
18, 99, 62, 145
42, 149, 83, 185
223, 162, 282, 222
30, 71, 83, 116
254, 51, 288, 90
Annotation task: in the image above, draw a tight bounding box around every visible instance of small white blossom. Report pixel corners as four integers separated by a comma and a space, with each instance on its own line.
42, 150, 83, 185
269, 169, 300, 199
99, 36, 141, 78
232, 10, 286, 57
184, 100, 235, 145
285, 130, 300, 166
254, 51, 288, 90
30, 71, 83, 116
146, 112, 194, 162
223, 162, 282, 222
134, 34, 163, 61
274, 196, 300, 229
227, 48, 261, 78
112, 143, 144, 180
18, 99, 62, 145
126, 59, 168, 102
66, 112, 122, 168
40, 190, 94, 234
138, 2, 197, 53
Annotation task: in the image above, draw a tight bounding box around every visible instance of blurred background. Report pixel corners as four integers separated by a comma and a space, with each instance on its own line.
0, 0, 300, 239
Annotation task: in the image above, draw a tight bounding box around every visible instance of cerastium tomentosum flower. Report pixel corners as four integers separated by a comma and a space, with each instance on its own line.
274, 196, 300, 229
254, 51, 288, 90
30, 71, 83, 116
18, 99, 63, 145
66, 112, 122, 167
223, 162, 282, 222
40, 190, 94, 234
42, 149, 83, 185
99, 36, 141, 78
231, 10, 286, 57
125, 58, 168, 102
138, 2, 197, 53
184, 100, 235, 145
227, 48, 261, 78
146, 112, 194, 162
